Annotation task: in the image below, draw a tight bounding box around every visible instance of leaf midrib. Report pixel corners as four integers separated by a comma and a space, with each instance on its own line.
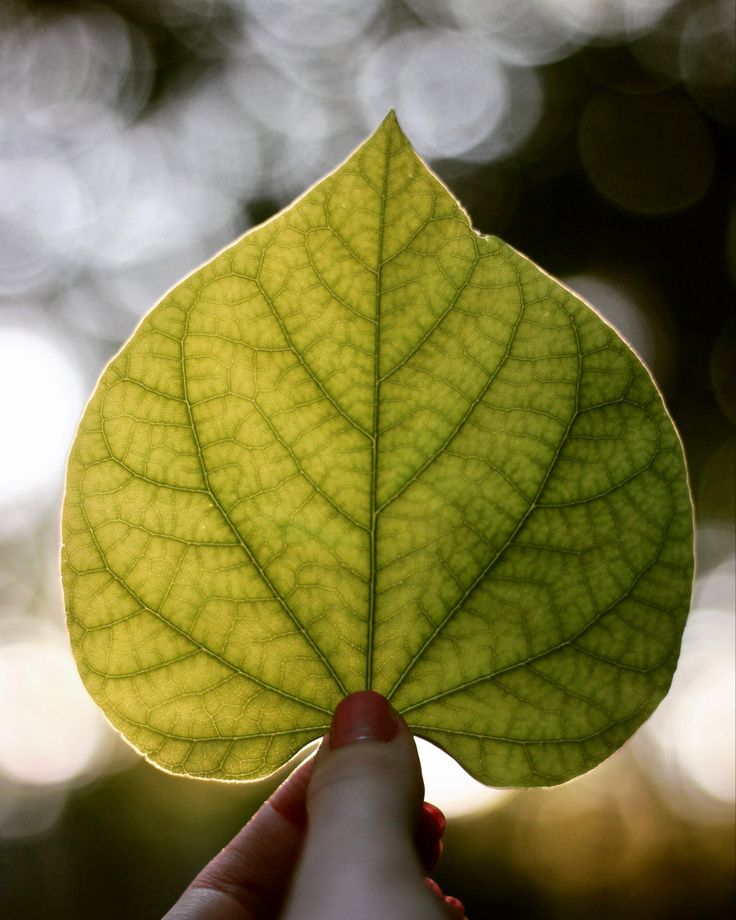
365, 128, 391, 689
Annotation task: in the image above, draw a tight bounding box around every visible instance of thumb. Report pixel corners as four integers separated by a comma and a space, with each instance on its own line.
280, 691, 449, 920
309, 690, 424, 843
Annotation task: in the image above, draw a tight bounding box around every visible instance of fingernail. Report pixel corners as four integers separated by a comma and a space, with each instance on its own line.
417, 802, 446, 871
445, 895, 466, 915
424, 877, 443, 899
329, 691, 399, 749
422, 801, 447, 837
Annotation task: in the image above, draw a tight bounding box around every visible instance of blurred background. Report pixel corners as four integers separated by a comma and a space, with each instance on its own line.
0, 0, 733, 917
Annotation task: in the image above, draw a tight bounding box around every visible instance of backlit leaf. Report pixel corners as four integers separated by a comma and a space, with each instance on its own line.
62, 113, 693, 786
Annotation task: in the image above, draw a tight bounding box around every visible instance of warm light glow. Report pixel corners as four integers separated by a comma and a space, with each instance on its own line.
0, 629, 111, 786
0, 327, 85, 508
670, 661, 735, 804
417, 737, 513, 818
634, 553, 736, 818
0, 780, 67, 840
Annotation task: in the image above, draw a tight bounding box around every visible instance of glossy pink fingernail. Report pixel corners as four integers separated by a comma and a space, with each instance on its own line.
422, 801, 447, 837
445, 894, 466, 915
329, 691, 399, 749
417, 801, 447, 871
424, 877, 444, 899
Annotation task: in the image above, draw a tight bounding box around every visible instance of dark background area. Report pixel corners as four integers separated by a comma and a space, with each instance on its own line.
0, 1, 733, 918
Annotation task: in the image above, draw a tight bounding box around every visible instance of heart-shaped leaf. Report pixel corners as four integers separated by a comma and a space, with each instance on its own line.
62, 113, 693, 786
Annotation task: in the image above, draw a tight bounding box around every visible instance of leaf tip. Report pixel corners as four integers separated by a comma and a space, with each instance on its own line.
379, 107, 406, 139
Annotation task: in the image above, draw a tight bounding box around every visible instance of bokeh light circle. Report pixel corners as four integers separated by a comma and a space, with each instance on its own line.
359, 29, 509, 161
0, 626, 111, 787
680, 0, 736, 126
0, 327, 86, 508
243, 0, 385, 51
0, 7, 149, 142
635, 553, 736, 819
405, 0, 584, 65
0, 156, 90, 297
74, 123, 240, 270
579, 90, 715, 214
162, 77, 263, 195
538, 0, 678, 40
563, 272, 678, 388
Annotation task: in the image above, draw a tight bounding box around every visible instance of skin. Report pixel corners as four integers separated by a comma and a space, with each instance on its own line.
163, 693, 465, 920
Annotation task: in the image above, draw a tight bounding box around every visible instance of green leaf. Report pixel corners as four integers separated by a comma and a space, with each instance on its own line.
62, 113, 693, 786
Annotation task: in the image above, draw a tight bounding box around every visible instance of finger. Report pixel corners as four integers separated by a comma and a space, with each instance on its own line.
308, 691, 423, 839
163, 757, 313, 920
281, 691, 450, 920
416, 801, 446, 872
425, 878, 468, 918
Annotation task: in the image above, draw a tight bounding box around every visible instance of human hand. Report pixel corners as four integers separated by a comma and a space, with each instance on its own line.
164, 691, 467, 919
